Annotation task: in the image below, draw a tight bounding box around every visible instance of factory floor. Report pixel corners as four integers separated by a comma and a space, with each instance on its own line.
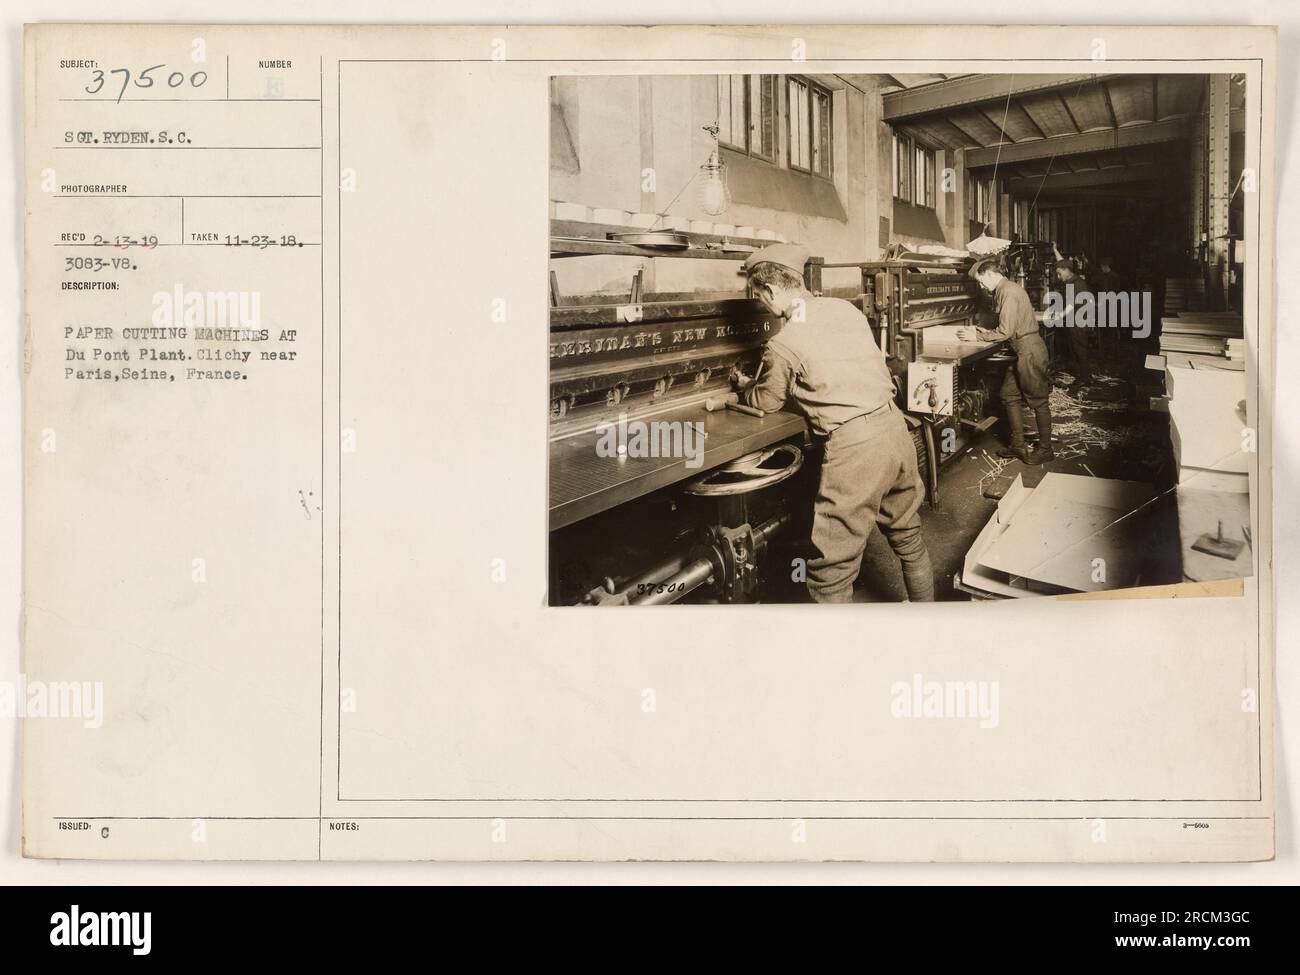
554, 347, 1183, 605
850, 357, 1180, 602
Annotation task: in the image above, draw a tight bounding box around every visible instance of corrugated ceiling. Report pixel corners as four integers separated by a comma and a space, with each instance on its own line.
891, 74, 1205, 155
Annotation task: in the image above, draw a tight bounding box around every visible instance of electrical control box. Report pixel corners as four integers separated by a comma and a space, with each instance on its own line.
906, 361, 957, 416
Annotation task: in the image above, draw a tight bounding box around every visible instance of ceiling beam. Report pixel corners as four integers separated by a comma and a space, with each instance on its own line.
965, 117, 1187, 168
1019, 104, 1047, 140
1101, 81, 1119, 129
1057, 92, 1081, 133
882, 73, 1099, 121
941, 116, 984, 148
1008, 163, 1161, 194
1033, 188, 1167, 203
976, 105, 1011, 139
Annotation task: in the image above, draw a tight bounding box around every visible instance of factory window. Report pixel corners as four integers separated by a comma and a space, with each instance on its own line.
717, 75, 777, 162
1039, 210, 1057, 242
788, 76, 832, 178
893, 133, 911, 201
893, 133, 934, 207
968, 173, 994, 224
914, 144, 936, 208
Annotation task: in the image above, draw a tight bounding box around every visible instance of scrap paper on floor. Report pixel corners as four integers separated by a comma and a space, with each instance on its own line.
977, 473, 1157, 593
961, 474, 1040, 598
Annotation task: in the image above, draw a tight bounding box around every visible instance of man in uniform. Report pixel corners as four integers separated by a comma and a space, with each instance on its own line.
1050, 258, 1095, 391
1091, 257, 1123, 368
957, 258, 1054, 466
732, 244, 935, 603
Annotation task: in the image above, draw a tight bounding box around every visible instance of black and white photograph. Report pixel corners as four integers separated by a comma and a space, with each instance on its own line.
5, 9, 1289, 898
549, 71, 1254, 604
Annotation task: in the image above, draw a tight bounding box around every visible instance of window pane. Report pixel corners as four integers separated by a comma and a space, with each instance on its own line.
895, 137, 902, 198
895, 134, 910, 200
718, 75, 746, 149
788, 78, 809, 169
811, 92, 822, 173
717, 77, 733, 145
903, 137, 911, 199
812, 89, 830, 176
892, 134, 899, 196
799, 87, 810, 168
786, 78, 797, 167
753, 75, 776, 159
800, 88, 810, 168
730, 74, 747, 148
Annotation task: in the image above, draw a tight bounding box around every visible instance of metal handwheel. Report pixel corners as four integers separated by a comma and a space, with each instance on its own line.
684, 443, 804, 496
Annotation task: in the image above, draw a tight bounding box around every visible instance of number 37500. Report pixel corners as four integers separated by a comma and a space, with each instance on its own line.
85, 65, 208, 103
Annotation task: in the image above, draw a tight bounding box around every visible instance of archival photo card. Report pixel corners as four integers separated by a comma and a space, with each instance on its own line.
21, 23, 1275, 862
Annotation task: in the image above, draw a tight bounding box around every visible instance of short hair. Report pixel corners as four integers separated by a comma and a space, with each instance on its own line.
746, 261, 805, 292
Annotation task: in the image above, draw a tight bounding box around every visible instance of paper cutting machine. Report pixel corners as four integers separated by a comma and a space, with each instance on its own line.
548, 231, 819, 606
833, 253, 1025, 502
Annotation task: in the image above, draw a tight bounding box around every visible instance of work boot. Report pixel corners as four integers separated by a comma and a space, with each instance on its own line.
1026, 445, 1054, 465
997, 403, 1026, 459
1033, 404, 1053, 459
993, 441, 1034, 462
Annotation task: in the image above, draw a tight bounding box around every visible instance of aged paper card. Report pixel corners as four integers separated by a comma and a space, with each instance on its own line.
22, 24, 1275, 860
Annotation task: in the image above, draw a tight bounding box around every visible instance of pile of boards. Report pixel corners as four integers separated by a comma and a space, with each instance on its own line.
1163, 276, 1207, 314
1157, 311, 1244, 364
958, 473, 1157, 598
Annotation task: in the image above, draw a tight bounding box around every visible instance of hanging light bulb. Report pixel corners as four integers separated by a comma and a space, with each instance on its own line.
697, 123, 731, 217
